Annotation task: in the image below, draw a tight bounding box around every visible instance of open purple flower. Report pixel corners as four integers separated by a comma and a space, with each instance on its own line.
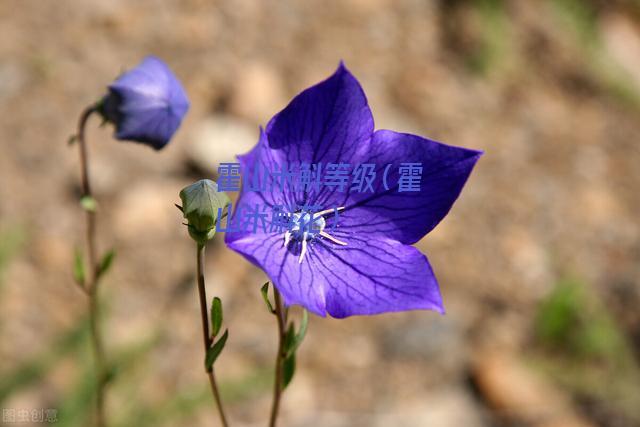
225, 63, 482, 318
100, 56, 189, 150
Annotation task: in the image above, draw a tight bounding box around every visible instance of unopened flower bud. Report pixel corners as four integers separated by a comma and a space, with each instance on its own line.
179, 179, 230, 245
99, 56, 190, 150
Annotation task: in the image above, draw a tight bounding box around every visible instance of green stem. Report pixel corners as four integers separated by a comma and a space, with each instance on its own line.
196, 244, 230, 427
77, 105, 107, 427
268, 288, 287, 427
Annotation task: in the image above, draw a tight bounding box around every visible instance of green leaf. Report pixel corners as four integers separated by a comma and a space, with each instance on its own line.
73, 249, 85, 286
67, 134, 78, 146
260, 282, 275, 314
80, 195, 97, 212
210, 297, 223, 338
285, 309, 308, 358
283, 322, 296, 354
205, 329, 228, 371
96, 249, 116, 280
292, 309, 309, 355
174, 204, 184, 212
277, 310, 309, 390
282, 353, 296, 389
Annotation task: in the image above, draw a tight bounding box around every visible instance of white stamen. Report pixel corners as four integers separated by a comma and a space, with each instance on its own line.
313, 206, 345, 218
319, 231, 347, 246
284, 206, 348, 263
299, 238, 308, 263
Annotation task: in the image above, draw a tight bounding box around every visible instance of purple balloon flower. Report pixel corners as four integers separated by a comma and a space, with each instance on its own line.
101, 56, 190, 150
225, 63, 482, 318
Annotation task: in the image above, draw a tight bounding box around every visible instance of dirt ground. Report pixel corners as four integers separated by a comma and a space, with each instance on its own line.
1, 1, 640, 426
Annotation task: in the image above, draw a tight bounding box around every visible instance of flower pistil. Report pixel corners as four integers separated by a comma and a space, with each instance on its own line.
284, 207, 347, 263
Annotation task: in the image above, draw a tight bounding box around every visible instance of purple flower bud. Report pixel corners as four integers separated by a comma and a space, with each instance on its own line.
100, 56, 190, 150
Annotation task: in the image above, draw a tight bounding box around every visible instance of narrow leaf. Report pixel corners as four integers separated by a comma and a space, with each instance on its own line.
290, 309, 309, 356
174, 203, 183, 212
205, 329, 228, 371
210, 297, 223, 338
282, 353, 296, 389
261, 282, 275, 314
283, 322, 296, 355
96, 249, 116, 280
73, 249, 85, 286
283, 310, 309, 358
67, 135, 78, 146
80, 195, 97, 212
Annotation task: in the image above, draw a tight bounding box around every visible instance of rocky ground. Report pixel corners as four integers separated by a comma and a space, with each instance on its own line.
1, 1, 640, 426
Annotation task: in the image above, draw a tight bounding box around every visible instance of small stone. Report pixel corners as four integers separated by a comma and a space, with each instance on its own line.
32, 235, 70, 272
229, 61, 287, 124
287, 387, 488, 427
0, 61, 27, 102
472, 352, 597, 427
380, 315, 466, 377
601, 13, 640, 91
113, 179, 184, 239
374, 387, 489, 427
186, 115, 258, 173
501, 226, 551, 294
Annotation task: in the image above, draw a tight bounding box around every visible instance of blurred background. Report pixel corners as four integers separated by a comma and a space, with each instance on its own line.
1, 0, 640, 426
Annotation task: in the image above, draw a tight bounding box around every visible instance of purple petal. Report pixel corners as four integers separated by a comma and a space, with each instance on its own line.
265, 62, 374, 166
233, 128, 302, 213
314, 237, 443, 317
320, 130, 483, 244
226, 233, 328, 316
225, 230, 443, 317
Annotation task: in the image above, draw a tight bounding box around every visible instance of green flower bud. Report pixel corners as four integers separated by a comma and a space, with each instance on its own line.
179, 179, 231, 245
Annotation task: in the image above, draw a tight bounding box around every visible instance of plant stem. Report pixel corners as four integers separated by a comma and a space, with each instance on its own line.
88, 286, 106, 427
77, 105, 107, 427
196, 244, 230, 427
268, 288, 287, 427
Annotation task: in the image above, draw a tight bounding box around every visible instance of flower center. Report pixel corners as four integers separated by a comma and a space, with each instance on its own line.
289, 212, 326, 241
283, 207, 347, 263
